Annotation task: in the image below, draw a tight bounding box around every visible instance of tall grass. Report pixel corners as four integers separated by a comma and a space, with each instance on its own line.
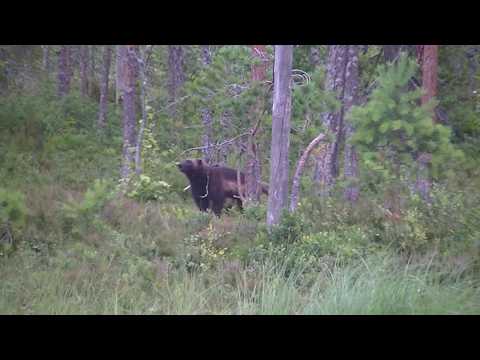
1, 246, 478, 315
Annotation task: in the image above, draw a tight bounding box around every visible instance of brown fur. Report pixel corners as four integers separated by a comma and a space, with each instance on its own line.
177, 159, 268, 216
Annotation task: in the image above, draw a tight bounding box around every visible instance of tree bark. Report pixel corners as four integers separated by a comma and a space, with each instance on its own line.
290, 133, 326, 212
79, 45, 89, 97
115, 46, 123, 105
343, 45, 360, 203
135, 45, 154, 175
245, 45, 268, 204
98, 45, 112, 129
57, 45, 71, 97
313, 45, 348, 197
167, 45, 185, 117
200, 45, 214, 163
309, 46, 321, 68
421, 45, 439, 115
120, 45, 138, 180
415, 45, 439, 201
42, 45, 51, 76
267, 45, 293, 229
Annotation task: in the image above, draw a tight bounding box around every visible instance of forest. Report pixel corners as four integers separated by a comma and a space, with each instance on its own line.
0, 45, 479, 315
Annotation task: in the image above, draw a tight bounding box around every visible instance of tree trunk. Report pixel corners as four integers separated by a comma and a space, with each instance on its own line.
309, 46, 321, 68
98, 45, 112, 129
415, 45, 439, 201
383, 45, 403, 62
79, 45, 89, 97
115, 46, 123, 105
343, 45, 360, 203
42, 45, 51, 76
245, 45, 267, 204
135, 45, 154, 175
120, 45, 138, 180
267, 45, 293, 229
200, 45, 214, 163
57, 45, 71, 97
167, 45, 185, 117
313, 45, 348, 197
421, 45, 439, 114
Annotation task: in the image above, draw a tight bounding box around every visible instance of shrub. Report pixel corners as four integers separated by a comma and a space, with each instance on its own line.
0, 188, 27, 255
127, 175, 172, 202
62, 179, 114, 240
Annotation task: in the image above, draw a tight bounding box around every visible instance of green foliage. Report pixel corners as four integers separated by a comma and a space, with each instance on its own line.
0, 188, 27, 254
349, 53, 463, 183
62, 179, 114, 239
127, 175, 171, 202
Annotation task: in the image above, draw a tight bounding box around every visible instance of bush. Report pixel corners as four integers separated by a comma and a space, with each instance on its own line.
127, 175, 172, 202
62, 179, 114, 240
0, 188, 27, 254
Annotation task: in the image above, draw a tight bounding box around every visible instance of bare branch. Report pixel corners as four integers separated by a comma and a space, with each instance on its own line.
177, 132, 250, 158
290, 133, 327, 212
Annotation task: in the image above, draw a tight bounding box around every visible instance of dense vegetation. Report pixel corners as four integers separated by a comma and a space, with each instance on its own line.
0, 45, 479, 314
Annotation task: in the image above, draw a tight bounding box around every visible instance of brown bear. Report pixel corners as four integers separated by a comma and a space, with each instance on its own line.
177, 159, 268, 216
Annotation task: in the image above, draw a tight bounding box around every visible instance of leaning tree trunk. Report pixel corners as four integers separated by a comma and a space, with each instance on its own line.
200, 45, 214, 163
120, 45, 139, 180
245, 45, 267, 204
167, 45, 185, 118
290, 133, 326, 212
343, 45, 360, 204
57, 45, 71, 97
313, 45, 348, 198
79, 45, 89, 97
267, 45, 293, 230
98, 45, 112, 129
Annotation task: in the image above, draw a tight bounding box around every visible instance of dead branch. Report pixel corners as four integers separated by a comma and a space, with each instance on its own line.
290, 133, 327, 212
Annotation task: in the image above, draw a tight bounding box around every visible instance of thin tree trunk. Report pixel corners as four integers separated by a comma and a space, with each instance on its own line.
267, 45, 293, 229
313, 45, 348, 197
246, 45, 267, 203
421, 45, 439, 113
309, 46, 321, 68
200, 45, 214, 163
415, 45, 438, 201
343, 45, 360, 203
98, 45, 112, 129
115, 46, 123, 105
42, 45, 51, 76
79, 45, 89, 97
290, 133, 326, 212
57, 45, 71, 97
135, 45, 153, 175
121, 45, 138, 180
167, 45, 185, 118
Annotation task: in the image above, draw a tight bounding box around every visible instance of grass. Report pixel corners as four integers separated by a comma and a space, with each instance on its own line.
1, 241, 479, 314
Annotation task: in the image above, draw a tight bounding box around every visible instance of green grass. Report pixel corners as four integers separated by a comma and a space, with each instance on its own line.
1, 243, 478, 315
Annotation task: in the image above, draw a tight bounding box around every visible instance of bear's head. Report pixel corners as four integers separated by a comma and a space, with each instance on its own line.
177, 159, 207, 177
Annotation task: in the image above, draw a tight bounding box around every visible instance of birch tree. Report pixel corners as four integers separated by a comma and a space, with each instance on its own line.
120, 45, 139, 180
267, 45, 293, 229
200, 45, 214, 163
